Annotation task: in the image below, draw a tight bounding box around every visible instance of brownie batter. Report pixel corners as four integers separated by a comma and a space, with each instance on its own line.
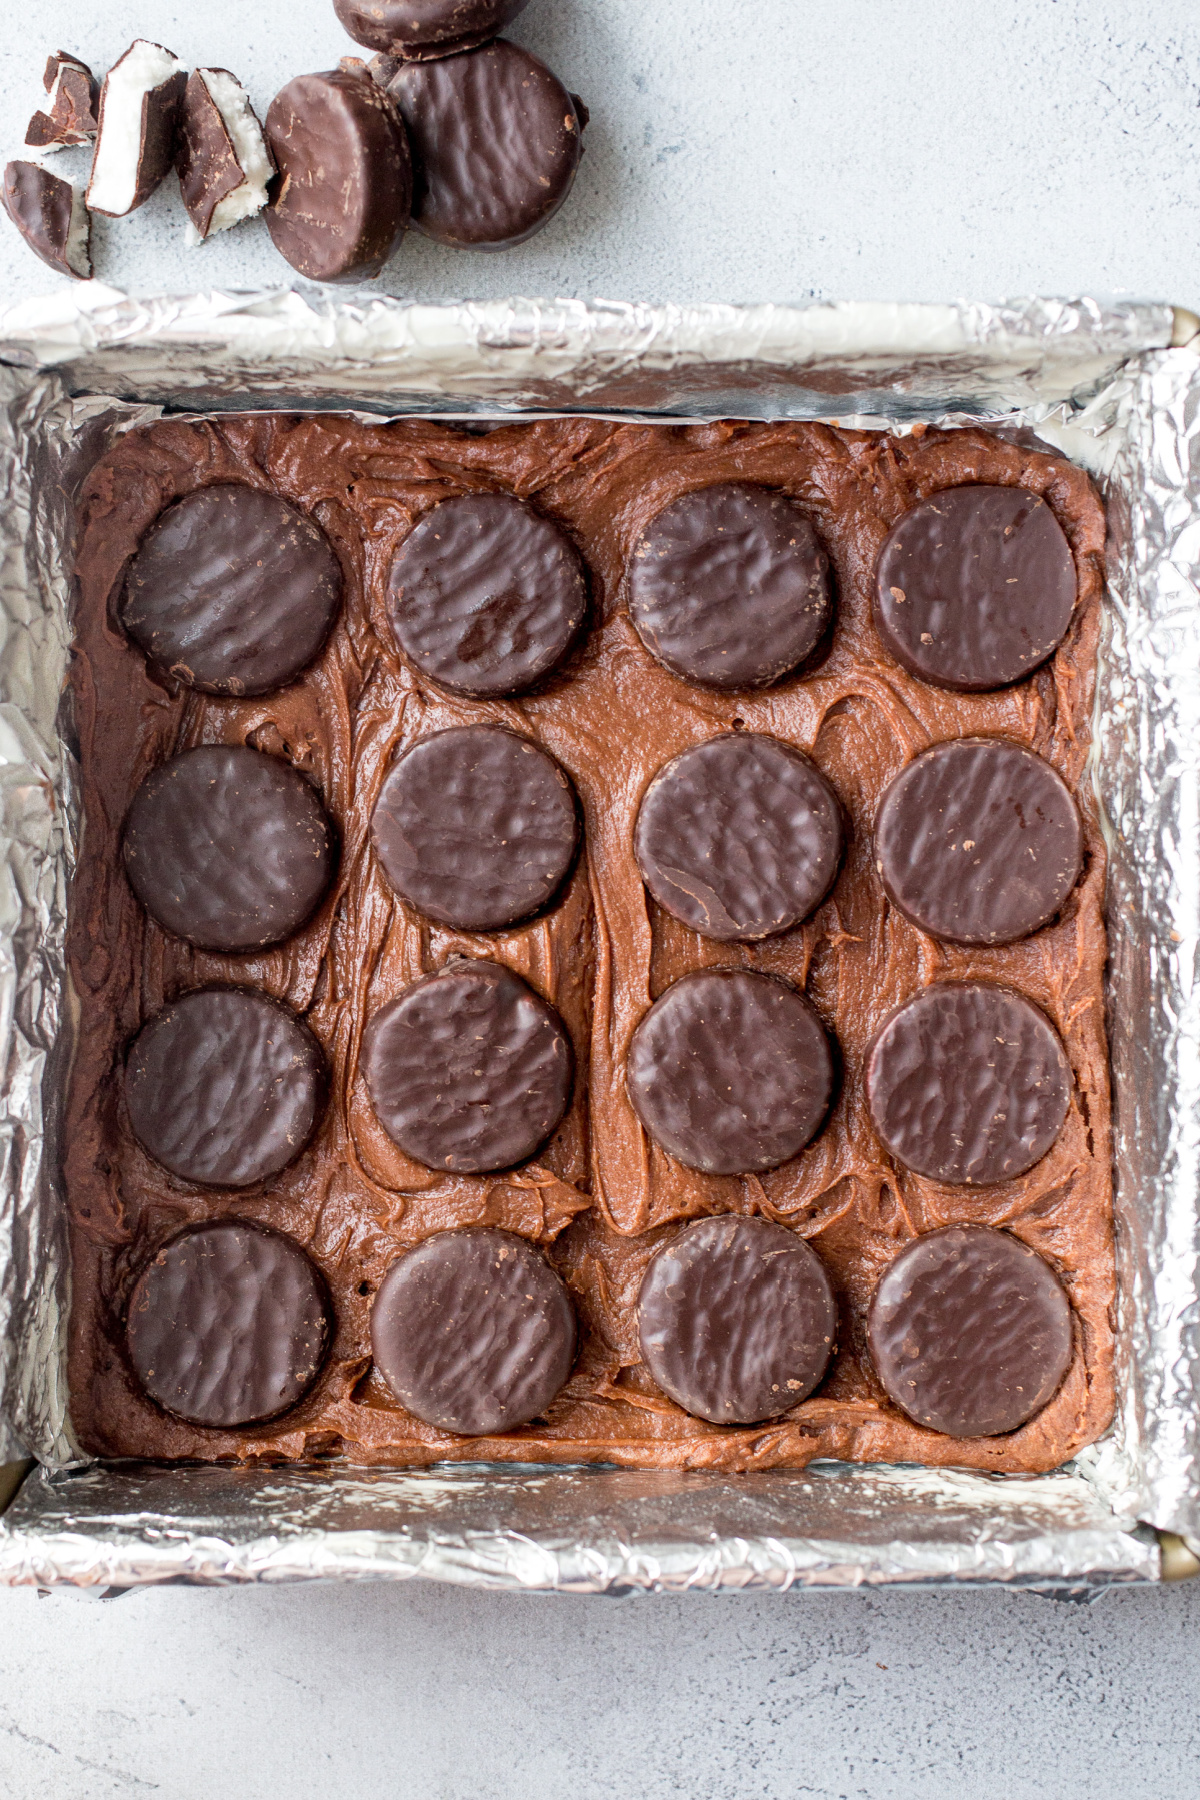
67, 413, 1113, 1474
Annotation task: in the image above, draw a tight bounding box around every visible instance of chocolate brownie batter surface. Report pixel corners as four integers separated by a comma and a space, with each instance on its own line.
67, 414, 1113, 1474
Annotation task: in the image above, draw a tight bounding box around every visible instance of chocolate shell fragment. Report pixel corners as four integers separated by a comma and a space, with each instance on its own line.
638, 1216, 837, 1425
125, 988, 326, 1188
363, 960, 574, 1173
371, 725, 580, 930
634, 733, 843, 941
2, 161, 91, 279
265, 63, 411, 280
177, 69, 275, 242
370, 1226, 576, 1435
875, 738, 1083, 946
122, 744, 337, 953
388, 493, 587, 695
629, 483, 832, 689
121, 484, 343, 696
874, 485, 1077, 692
867, 1225, 1073, 1437
126, 1220, 332, 1429
86, 40, 187, 218
627, 969, 835, 1175
337, 0, 530, 58
25, 51, 99, 150
865, 981, 1072, 1185
387, 40, 585, 248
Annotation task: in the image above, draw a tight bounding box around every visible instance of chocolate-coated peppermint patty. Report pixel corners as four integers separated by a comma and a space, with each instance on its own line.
125, 987, 326, 1188
874, 485, 1076, 691
634, 733, 842, 941
865, 982, 1071, 1185
126, 1220, 331, 1428
336, 0, 529, 58
387, 41, 584, 248
638, 1215, 837, 1425
370, 1226, 576, 1434
388, 493, 586, 696
265, 64, 411, 281
121, 485, 342, 697
371, 725, 579, 930
627, 969, 835, 1175
362, 960, 573, 1172
123, 744, 336, 953
629, 483, 832, 689
875, 738, 1082, 946
867, 1224, 1073, 1437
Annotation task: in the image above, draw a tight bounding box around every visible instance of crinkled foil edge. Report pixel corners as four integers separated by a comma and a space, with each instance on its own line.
0, 290, 1189, 1590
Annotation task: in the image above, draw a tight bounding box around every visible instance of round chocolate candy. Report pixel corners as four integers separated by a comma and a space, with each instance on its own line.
362, 960, 573, 1173
875, 738, 1083, 946
386, 41, 584, 249
126, 1220, 332, 1429
335, 0, 530, 58
865, 982, 1072, 1185
627, 969, 835, 1176
370, 1226, 576, 1434
371, 725, 579, 931
125, 987, 326, 1188
388, 493, 586, 696
633, 733, 843, 942
637, 1216, 837, 1425
123, 744, 336, 953
121, 485, 343, 698
874, 485, 1077, 692
628, 483, 832, 689
867, 1224, 1073, 1437
265, 64, 411, 281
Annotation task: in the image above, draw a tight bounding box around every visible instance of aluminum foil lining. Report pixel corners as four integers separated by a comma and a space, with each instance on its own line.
0, 1461, 1160, 1595
0, 285, 1176, 416
0, 288, 1192, 1591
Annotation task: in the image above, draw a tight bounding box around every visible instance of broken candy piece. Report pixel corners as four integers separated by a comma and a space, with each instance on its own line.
264, 61, 411, 281
334, 0, 531, 60
86, 39, 187, 217
25, 50, 100, 150
176, 68, 275, 243
2, 160, 92, 278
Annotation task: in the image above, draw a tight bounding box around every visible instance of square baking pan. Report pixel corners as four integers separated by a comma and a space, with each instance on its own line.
0, 289, 1195, 1595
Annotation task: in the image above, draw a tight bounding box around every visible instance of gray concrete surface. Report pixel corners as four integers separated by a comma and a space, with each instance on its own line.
2, 1576, 1200, 1798
3, 3, 1200, 1796
0, 0, 1198, 308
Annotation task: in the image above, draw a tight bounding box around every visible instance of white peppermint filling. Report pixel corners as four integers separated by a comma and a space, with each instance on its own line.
195, 68, 274, 240
87, 40, 182, 217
